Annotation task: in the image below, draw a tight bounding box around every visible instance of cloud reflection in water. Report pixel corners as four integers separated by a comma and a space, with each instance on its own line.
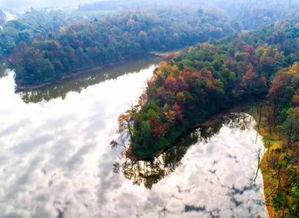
116, 113, 267, 217
0, 64, 267, 218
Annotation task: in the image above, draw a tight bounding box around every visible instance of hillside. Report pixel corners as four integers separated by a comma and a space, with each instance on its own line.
121, 23, 299, 217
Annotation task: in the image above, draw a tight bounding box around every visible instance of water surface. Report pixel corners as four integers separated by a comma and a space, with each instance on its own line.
0, 59, 267, 218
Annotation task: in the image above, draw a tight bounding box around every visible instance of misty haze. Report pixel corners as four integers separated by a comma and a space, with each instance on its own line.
0, 0, 298, 218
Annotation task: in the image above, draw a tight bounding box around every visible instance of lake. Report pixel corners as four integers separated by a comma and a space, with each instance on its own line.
0, 58, 268, 218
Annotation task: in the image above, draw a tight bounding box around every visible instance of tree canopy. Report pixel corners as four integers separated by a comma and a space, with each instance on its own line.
123, 23, 299, 217
2, 9, 233, 88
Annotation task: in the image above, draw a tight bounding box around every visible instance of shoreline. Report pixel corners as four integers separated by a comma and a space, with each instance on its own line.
16, 65, 106, 92
15, 54, 159, 92
126, 102, 274, 217
250, 105, 284, 218
14, 48, 185, 92
126, 101, 262, 161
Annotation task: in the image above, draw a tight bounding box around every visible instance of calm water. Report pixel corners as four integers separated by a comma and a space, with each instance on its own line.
0, 59, 267, 218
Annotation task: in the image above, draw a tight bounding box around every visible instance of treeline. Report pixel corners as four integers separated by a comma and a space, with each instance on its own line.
80, 0, 299, 30
122, 23, 299, 216
7, 9, 233, 87
126, 23, 299, 156
215, 0, 299, 30
78, 0, 203, 13
4, 0, 299, 89
264, 63, 299, 217
0, 9, 74, 58
0, 8, 122, 62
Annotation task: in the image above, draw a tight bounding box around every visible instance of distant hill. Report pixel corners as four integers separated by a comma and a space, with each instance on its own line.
78, 0, 202, 12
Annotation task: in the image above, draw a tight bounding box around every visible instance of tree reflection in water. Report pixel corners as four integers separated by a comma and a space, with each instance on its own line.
117, 112, 255, 189
19, 57, 160, 103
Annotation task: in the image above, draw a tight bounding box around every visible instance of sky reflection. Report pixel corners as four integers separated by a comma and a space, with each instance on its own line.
0, 63, 267, 218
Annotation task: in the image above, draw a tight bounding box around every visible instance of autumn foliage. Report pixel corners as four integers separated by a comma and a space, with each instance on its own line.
128, 23, 299, 158
123, 24, 299, 216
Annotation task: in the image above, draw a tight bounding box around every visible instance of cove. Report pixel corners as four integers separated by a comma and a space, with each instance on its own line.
0, 58, 267, 217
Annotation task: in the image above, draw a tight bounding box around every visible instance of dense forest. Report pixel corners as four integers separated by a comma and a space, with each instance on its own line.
213, 0, 299, 29
125, 23, 299, 156
0, 9, 75, 60
259, 63, 299, 218
3, 0, 299, 89
1, 1, 299, 217
120, 23, 299, 216
1, 8, 233, 88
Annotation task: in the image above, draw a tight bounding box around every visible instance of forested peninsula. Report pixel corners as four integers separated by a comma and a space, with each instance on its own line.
1, 1, 299, 216
120, 23, 299, 217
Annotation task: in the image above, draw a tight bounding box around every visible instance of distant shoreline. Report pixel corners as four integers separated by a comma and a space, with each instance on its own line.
15, 54, 159, 92
15, 49, 183, 92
